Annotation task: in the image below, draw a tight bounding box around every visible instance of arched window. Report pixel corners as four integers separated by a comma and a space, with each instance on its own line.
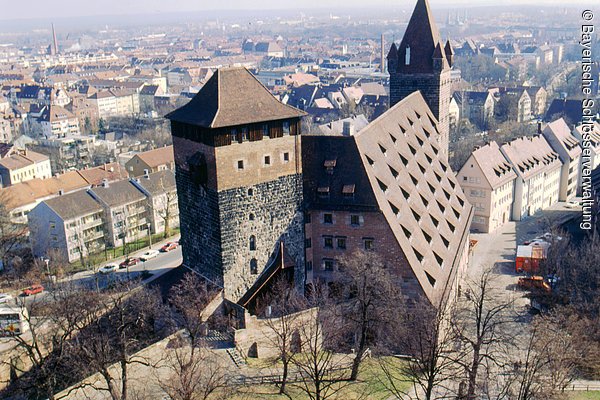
249, 235, 256, 251
250, 258, 258, 275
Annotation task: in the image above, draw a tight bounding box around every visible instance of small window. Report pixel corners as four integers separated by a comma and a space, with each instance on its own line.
283, 152, 290, 162
324, 259, 334, 271
262, 123, 269, 137
324, 236, 333, 248
237, 160, 244, 170
305, 238, 312, 248
230, 128, 238, 143
306, 261, 313, 271
249, 235, 256, 251
248, 188, 254, 196
323, 213, 333, 224
241, 127, 249, 142
250, 258, 258, 275
283, 121, 290, 135
264, 155, 271, 166
337, 237, 347, 249
350, 215, 360, 226
249, 213, 255, 221
363, 238, 374, 251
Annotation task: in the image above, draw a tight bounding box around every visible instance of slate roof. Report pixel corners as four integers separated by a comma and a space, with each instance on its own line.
542, 118, 582, 160
134, 170, 176, 195
469, 142, 517, 189
500, 135, 561, 181
89, 179, 145, 208
166, 67, 306, 128
302, 135, 379, 213
44, 189, 102, 221
389, 0, 450, 74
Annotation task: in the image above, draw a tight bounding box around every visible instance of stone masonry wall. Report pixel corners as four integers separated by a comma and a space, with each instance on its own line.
219, 173, 305, 302
175, 165, 224, 286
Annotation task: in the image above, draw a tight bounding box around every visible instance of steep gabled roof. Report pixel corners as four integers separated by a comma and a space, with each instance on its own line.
166, 67, 306, 128
468, 142, 517, 189
392, 0, 449, 73
353, 91, 473, 302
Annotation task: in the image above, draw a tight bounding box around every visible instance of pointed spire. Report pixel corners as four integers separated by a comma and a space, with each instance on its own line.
444, 39, 454, 56
432, 43, 444, 59
387, 42, 398, 60
395, 0, 448, 73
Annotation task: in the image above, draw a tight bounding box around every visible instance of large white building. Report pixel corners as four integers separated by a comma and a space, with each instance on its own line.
543, 118, 583, 202
457, 142, 517, 233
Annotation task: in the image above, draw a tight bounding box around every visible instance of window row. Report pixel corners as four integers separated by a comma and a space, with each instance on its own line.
237, 152, 290, 170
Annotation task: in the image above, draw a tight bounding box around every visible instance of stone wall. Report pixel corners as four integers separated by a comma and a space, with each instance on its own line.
219, 173, 305, 301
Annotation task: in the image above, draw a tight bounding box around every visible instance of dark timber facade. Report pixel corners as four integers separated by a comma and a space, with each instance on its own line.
388, 0, 453, 156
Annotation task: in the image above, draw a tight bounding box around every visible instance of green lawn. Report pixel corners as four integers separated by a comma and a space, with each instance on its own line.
568, 392, 600, 400
229, 357, 411, 400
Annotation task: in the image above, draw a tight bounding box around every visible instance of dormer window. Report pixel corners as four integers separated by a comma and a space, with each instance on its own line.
324, 159, 336, 174
405, 46, 411, 65
342, 184, 355, 198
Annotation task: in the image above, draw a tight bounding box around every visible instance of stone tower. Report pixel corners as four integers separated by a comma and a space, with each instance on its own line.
388, 0, 453, 155
167, 67, 306, 304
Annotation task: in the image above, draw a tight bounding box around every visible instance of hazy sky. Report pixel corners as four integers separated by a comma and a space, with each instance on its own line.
0, 0, 584, 20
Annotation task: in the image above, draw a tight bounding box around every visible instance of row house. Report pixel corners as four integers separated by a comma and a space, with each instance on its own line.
37, 104, 81, 138
457, 142, 516, 233
453, 91, 495, 129
542, 119, 582, 202
29, 190, 105, 263
490, 87, 533, 123
28, 170, 179, 262
125, 145, 174, 177
88, 179, 149, 248
573, 122, 600, 195
500, 136, 562, 221
88, 89, 140, 119
0, 147, 52, 187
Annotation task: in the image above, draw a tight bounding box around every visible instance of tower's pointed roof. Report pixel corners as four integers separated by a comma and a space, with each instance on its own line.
444, 39, 454, 56
166, 67, 305, 128
394, 0, 448, 73
387, 42, 398, 60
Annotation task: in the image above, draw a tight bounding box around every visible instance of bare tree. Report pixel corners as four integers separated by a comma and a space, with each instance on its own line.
71, 285, 171, 400
336, 250, 401, 381
453, 268, 515, 400
260, 277, 307, 394
4, 280, 104, 400
380, 296, 458, 400
289, 283, 351, 400
153, 176, 178, 240
158, 338, 230, 400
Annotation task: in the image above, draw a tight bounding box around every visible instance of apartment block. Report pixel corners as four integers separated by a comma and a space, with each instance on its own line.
457, 142, 516, 233
542, 118, 582, 201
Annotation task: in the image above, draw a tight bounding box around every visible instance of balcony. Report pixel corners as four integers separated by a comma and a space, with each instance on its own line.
82, 218, 103, 230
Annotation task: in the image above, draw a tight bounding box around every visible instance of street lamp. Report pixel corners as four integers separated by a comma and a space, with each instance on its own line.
147, 223, 152, 249
42, 257, 50, 276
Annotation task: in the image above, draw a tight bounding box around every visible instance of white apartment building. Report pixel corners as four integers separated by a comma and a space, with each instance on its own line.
500, 135, 562, 221
457, 142, 517, 233
542, 118, 583, 201
28, 190, 105, 263
573, 121, 600, 194
0, 148, 52, 187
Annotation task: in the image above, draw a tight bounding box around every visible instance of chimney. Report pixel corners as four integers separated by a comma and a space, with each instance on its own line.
51, 23, 58, 55
381, 34, 385, 73
537, 121, 542, 134
342, 121, 354, 136
102, 178, 109, 188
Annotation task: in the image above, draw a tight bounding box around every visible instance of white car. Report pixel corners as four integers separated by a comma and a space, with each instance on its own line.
139, 250, 160, 261
0, 293, 13, 304
98, 264, 118, 274
565, 201, 580, 209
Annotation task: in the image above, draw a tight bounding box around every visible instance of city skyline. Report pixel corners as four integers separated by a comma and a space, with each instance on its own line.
1, 0, 588, 21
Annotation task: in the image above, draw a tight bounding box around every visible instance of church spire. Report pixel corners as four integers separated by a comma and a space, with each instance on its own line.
391, 0, 447, 74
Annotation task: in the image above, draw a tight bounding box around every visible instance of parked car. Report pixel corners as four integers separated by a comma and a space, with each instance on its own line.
22, 285, 44, 296
0, 293, 14, 304
160, 242, 178, 252
518, 276, 551, 293
139, 250, 160, 261
565, 200, 580, 209
98, 264, 118, 274
119, 258, 140, 269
